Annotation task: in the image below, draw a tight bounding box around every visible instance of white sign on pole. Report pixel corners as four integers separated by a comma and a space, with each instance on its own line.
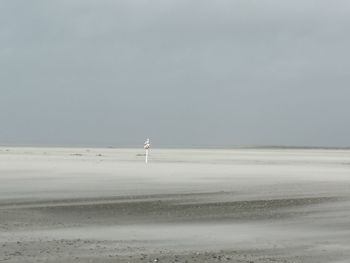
144, 138, 151, 163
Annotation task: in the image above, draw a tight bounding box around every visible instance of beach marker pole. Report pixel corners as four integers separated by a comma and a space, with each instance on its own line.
144, 138, 150, 164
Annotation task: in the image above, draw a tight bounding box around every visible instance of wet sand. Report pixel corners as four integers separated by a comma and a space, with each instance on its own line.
1, 147, 350, 262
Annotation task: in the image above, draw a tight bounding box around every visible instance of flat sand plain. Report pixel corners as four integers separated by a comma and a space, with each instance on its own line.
1, 147, 350, 262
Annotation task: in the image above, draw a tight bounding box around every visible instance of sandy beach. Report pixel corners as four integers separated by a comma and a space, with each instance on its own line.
1, 147, 350, 262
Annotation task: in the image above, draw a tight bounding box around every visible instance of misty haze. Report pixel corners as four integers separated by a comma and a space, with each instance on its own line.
1, 1, 350, 148
1, 1, 350, 263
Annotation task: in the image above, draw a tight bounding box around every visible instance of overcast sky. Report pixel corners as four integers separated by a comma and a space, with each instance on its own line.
1, 0, 350, 147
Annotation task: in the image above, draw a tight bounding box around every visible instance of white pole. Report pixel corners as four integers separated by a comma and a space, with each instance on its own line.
144, 138, 150, 164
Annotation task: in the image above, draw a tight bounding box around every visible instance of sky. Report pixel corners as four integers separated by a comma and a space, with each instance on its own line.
1, 0, 350, 148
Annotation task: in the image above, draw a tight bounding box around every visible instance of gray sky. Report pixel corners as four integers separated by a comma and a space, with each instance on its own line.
1, 0, 350, 147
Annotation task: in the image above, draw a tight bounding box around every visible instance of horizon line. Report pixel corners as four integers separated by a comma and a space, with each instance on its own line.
1, 143, 350, 150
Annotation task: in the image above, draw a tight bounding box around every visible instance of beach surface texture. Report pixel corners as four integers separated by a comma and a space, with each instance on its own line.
1, 147, 350, 262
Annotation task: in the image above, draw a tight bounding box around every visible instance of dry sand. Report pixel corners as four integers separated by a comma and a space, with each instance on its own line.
1, 147, 350, 262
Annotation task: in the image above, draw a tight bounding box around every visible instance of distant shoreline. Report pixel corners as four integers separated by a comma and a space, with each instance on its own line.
0, 144, 349, 150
